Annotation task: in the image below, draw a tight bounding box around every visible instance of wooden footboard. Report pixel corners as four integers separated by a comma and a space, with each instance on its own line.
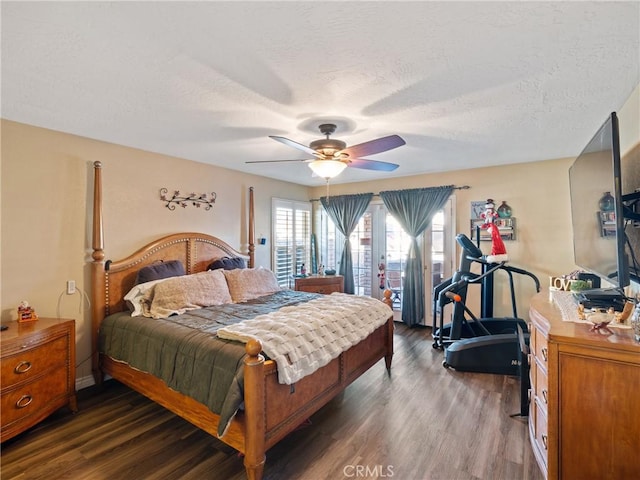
100, 317, 393, 480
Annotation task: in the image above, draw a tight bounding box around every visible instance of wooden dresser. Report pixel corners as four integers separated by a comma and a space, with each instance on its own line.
528, 291, 639, 480
294, 275, 344, 294
1, 318, 77, 442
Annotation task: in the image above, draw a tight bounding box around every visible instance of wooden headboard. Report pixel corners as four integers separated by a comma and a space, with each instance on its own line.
89, 161, 255, 382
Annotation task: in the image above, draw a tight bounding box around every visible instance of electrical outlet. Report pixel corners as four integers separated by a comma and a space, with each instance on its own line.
66, 280, 76, 295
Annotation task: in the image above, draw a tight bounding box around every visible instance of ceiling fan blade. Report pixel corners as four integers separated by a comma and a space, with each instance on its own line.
269, 136, 321, 157
348, 158, 399, 172
339, 135, 405, 158
245, 158, 313, 164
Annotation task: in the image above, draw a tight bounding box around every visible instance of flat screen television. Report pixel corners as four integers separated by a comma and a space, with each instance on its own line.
569, 112, 633, 307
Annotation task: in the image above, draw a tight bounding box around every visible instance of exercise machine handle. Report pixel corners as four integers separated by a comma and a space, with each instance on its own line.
463, 262, 505, 284
444, 291, 462, 302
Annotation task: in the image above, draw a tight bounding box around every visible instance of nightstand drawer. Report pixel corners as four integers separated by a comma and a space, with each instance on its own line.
298, 285, 340, 294
1, 336, 69, 389
1, 367, 68, 426
294, 275, 344, 294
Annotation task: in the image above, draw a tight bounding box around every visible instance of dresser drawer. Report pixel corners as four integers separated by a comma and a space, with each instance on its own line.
532, 328, 549, 370
533, 398, 549, 467
534, 359, 549, 415
1, 335, 69, 389
1, 367, 68, 426
529, 353, 536, 393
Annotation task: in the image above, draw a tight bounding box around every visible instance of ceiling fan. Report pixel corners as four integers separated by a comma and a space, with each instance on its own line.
246, 124, 405, 179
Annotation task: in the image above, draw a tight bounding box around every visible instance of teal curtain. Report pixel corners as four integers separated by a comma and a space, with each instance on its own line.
320, 193, 373, 294
380, 186, 453, 327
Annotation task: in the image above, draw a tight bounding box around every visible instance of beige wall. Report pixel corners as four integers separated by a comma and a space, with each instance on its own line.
0, 120, 309, 384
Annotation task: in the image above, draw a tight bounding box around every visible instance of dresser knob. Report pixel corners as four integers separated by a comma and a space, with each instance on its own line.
16, 394, 33, 409
542, 389, 548, 404
14, 361, 32, 374
542, 434, 548, 450
541, 347, 548, 362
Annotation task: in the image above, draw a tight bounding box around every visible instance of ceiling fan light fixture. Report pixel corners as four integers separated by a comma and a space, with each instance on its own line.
308, 159, 347, 179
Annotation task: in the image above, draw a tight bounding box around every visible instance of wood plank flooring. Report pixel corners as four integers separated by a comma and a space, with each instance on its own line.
1, 324, 543, 480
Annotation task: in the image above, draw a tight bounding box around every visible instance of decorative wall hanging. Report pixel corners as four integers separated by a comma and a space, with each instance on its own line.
160, 189, 217, 211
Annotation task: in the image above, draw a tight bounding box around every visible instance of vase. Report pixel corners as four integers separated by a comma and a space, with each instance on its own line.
599, 191, 614, 212
497, 201, 512, 218
631, 301, 640, 343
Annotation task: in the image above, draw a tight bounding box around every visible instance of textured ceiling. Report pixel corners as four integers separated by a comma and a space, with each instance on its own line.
2, 1, 639, 186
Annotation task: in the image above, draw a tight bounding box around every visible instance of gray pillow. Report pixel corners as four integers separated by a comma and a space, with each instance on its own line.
207, 256, 246, 271
135, 260, 185, 285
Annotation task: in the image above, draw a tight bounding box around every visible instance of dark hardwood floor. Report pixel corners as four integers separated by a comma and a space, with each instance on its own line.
1, 324, 543, 480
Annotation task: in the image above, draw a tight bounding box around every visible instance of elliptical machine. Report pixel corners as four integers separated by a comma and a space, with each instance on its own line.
432, 233, 540, 375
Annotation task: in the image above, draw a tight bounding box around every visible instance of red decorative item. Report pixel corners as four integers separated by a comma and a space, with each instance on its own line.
480, 199, 509, 264
486, 223, 509, 263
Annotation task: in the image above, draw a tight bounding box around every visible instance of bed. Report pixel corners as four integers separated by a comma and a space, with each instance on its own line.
89, 161, 394, 480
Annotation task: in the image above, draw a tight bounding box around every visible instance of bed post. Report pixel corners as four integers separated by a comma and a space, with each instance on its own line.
248, 187, 255, 268
243, 339, 266, 480
91, 161, 106, 385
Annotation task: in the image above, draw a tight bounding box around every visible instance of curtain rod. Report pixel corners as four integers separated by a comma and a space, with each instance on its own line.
310, 185, 470, 202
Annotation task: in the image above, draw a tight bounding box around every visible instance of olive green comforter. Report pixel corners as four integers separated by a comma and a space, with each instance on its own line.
99, 290, 320, 437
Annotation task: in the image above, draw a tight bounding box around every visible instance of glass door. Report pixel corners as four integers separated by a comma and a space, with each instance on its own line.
317, 197, 455, 324
349, 211, 373, 296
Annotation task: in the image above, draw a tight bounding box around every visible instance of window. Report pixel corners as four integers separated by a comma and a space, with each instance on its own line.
272, 198, 311, 288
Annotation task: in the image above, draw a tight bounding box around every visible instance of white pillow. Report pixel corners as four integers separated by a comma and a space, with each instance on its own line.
223, 267, 281, 303
144, 269, 233, 319
124, 278, 172, 317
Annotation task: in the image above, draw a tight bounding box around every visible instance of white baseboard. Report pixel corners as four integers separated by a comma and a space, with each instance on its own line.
75, 373, 113, 391
76, 374, 96, 391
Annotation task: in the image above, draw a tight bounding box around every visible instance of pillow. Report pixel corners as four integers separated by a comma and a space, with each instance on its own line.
124, 278, 172, 316
207, 256, 246, 271
223, 268, 281, 303
142, 270, 232, 319
135, 260, 185, 285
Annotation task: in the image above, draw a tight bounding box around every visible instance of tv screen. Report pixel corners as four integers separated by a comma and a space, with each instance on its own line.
569, 112, 630, 289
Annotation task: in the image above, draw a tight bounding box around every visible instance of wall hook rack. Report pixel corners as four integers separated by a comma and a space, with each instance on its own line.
160, 188, 217, 211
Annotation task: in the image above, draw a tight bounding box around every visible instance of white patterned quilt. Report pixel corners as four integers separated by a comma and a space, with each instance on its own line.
217, 293, 391, 384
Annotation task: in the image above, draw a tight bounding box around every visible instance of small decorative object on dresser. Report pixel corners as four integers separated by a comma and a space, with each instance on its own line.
17, 300, 38, 323
1, 318, 77, 442
294, 275, 344, 294
631, 298, 640, 342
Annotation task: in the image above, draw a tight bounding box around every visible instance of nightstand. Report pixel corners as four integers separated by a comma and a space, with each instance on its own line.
294, 275, 344, 294
1, 318, 77, 442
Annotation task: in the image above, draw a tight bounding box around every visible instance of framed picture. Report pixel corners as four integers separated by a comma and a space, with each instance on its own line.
470, 201, 486, 219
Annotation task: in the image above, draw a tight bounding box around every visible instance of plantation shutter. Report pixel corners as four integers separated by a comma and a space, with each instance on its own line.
272, 198, 311, 288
